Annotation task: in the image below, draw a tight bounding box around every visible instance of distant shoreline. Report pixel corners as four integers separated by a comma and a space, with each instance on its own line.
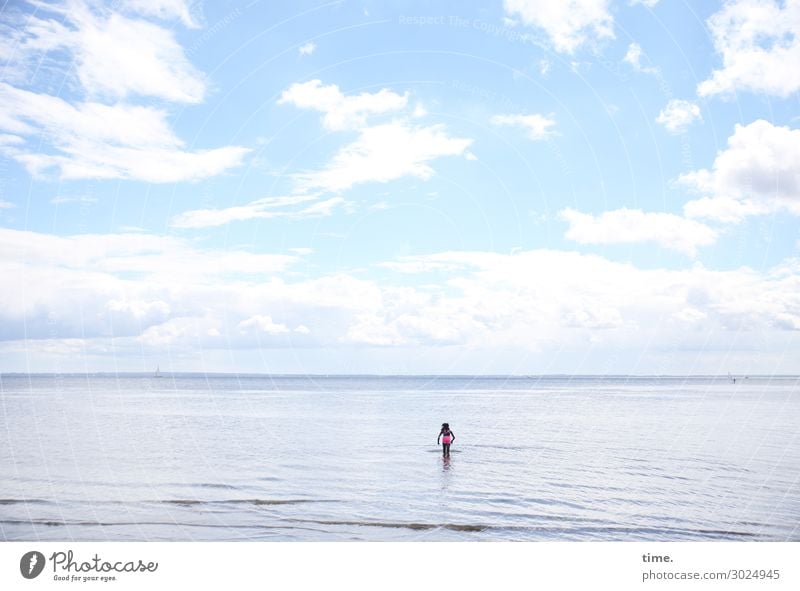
1, 372, 798, 379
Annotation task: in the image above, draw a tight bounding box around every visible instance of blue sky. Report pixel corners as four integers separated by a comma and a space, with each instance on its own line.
0, 0, 798, 374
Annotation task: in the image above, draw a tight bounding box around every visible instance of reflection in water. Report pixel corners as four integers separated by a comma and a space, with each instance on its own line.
439, 453, 453, 494
442, 455, 450, 472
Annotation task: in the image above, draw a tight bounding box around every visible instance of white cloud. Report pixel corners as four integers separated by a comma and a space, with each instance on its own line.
76, 10, 205, 102
681, 119, 800, 222
0, 83, 248, 182
299, 196, 348, 217
1, 228, 799, 370
277, 80, 472, 204
630, 0, 660, 6
0, 134, 24, 145
238, 315, 290, 335
0, 227, 300, 342
10, 1, 206, 102
121, 0, 201, 28
656, 99, 702, 133
682, 196, 771, 224
373, 249, 800, 347
698, 0, 800, 98
369, 201, 391, 211
298, 41, 316, 56
491, 113, 557, 140
624, 42, 643, 68
171, 194, 346, 228
538, 59, 551, 76
278, 80, 408, 131
623, 42, 658, 74
0, 200, 15, 209
295, 122, 473, 192
0, 83, 180, 147
15, 144, 248, 183
0, 2, 247, 183
560, 207, 718, 255
503, 0, 614, 53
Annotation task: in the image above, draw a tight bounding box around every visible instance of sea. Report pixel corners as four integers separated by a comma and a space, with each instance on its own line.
1, 374, 798, 541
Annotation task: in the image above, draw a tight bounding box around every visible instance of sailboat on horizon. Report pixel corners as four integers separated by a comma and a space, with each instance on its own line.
154, 365, 162, 378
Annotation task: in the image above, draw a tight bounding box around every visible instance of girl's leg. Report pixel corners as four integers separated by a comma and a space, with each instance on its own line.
443, 443, 450, 456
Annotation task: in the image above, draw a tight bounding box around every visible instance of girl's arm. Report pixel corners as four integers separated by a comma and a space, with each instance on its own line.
451, 431, 455, 442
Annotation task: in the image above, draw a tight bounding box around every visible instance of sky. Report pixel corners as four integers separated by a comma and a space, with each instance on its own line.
0, 0, 798, 375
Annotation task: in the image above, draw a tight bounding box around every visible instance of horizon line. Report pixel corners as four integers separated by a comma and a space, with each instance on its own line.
1, 372, 797, 379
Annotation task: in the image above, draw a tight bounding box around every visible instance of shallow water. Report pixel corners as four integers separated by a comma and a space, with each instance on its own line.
1, 375, 798, 541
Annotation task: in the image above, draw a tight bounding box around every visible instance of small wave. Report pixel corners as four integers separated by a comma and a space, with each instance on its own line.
159, 498, 333, 507
0, 518, 284, 530
547, 481, 626, 493
468, 444, 541, 451
623, 470, 692, 481
557, 525, 760, 539
284, 518, 487, 532
281, 519, 762, 539
0, 498, 53, 505
1, 519, 71, 527
173, 483, 243, 490
0, 518, 763, 539
0, 498, 334, 508
695, 528, 758, 538
478, 510, 606, 525
485, 496, 586, 511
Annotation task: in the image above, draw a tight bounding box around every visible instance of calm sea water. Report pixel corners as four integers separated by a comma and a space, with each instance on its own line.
1, 375, 798, 541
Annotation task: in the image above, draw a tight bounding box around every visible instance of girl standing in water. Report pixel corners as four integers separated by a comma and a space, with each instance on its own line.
437, 422, 455, 456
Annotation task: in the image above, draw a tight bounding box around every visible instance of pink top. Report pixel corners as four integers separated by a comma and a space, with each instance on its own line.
442, 435, 452, 444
